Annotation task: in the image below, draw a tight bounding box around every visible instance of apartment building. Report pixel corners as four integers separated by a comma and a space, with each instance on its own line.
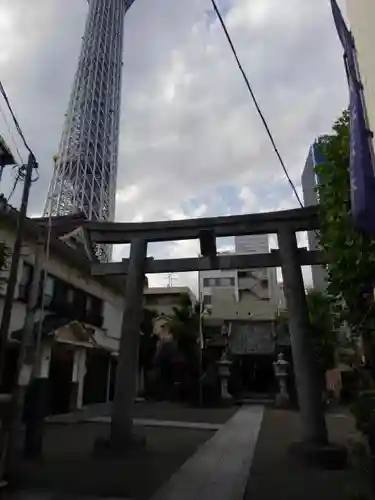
198, 235, 279, 323
301, 141, 328, 291
0, 202, 123, 415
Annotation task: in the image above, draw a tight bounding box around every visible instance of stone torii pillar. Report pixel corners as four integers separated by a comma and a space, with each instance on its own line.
109, 238, 148, 450
277, 228, 328, 445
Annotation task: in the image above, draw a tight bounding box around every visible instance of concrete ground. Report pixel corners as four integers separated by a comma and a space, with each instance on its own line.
47, 401, 237, 425
13, 423, 214, 499
244, 409, 373, 500
8, 405, 370, 500
11, 403, 240, 499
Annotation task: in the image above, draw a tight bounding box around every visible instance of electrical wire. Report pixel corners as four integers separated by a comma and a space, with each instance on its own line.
0, 80, 33, 157
7, 175, 19, 202
209, 0, 304, 208
0, 101, 24, 166
0, 81, 39, 203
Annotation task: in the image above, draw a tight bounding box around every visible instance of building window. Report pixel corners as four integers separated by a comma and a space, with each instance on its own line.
52, 279, 68, 307
43, 275, 55, 307
66, 288, 75, 304
260, 279, 268, 290
158, 295, 176, 306
18, 263, 33, 300
203, 295, 212, 305
218, 277, 235, 286
203, 277, 235, 287
145, 295, 159, 306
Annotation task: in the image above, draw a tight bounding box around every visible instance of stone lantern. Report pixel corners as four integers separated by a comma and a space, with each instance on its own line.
217, 349, 232, 402
273, 352, 290, 407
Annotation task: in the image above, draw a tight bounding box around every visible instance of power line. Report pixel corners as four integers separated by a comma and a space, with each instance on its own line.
0, 101, 24, 166
0, 80, 33, 156
0, 81, 39, 202
209, 0, 304, 209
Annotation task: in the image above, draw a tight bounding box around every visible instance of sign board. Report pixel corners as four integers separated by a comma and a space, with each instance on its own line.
229, 321, 275, 355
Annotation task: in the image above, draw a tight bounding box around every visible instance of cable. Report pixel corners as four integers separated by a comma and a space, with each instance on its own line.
0, 101, 24, 166
0, 80, 33, 156
7, 162, 39, 203
209, 0, 304, 208
7, 175, 19, 202
0, 80, 39, 204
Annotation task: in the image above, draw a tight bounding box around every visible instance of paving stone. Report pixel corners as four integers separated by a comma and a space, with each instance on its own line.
150, 406, 264, 500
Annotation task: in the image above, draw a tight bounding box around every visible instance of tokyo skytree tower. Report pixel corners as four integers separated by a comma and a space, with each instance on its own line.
44, 0, 136, 261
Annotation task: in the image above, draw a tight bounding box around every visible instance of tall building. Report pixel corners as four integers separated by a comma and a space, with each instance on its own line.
198, 236, 279, 320
44, 0, 136, 261
234, 234, 277, 301
346, 0, 375, 155
301, 141, 327, 291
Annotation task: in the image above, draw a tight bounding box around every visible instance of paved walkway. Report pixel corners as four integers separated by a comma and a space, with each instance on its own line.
151, 405, 264, 500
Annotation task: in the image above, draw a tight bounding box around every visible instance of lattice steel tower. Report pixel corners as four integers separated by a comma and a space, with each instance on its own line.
44, 0, 136, 261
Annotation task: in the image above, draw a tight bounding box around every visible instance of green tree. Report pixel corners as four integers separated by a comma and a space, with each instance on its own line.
0, 241, 10, 290
169, 296, 201, 359
306, 289, 336, 374
139, 308, 158, 371
0, 242, 7, 270
316, 110, 375, 369
168, 297, 203, 401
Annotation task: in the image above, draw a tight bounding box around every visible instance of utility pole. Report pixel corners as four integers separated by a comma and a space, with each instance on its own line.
6, 239, 44, 466
198, 264, 204, 406
0, 153, 37, 385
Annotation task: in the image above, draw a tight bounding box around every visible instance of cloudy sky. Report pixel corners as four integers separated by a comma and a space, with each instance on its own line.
0, 0, 349, 291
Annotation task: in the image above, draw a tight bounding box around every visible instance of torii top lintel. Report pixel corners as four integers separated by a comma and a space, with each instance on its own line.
86, 206, 320, 245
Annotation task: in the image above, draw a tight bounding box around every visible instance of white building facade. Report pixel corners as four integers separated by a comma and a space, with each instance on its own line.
301, 142, 328, 291
0, 204, 123, 415
198, 236, 280, 323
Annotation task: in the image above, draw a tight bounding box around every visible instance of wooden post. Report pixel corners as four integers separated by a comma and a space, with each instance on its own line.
110, 238, 147, 449
278, 228, 328, 445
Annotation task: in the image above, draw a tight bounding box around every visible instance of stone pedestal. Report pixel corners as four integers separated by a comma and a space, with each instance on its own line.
217, 356, 232, 405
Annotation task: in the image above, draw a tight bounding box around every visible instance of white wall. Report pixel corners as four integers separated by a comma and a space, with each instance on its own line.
199, 268, 239, 305
0, 226, 122, 347
102, 300, 123, 341
210, 287, 276, 321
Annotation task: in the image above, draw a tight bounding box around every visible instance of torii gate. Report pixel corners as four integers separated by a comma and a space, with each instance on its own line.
87, 205, 328, 450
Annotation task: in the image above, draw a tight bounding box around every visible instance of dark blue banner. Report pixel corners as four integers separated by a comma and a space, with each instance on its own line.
330, 0, 375, 232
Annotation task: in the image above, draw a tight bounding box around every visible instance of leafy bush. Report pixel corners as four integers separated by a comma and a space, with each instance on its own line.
351, 390, 375, 435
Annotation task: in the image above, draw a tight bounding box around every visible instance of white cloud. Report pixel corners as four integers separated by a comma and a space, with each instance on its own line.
0, 0, 348, 290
